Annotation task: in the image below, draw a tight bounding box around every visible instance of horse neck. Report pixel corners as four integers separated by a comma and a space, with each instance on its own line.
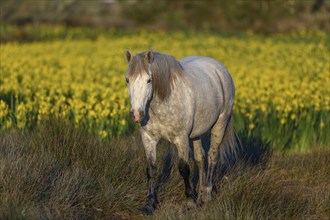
149, 79, 184, 114
149, 94, 166, 113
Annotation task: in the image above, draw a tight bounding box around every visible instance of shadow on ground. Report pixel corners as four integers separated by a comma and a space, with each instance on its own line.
152, 131, 272, 196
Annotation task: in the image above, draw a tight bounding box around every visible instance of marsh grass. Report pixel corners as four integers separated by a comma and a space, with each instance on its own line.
0, 119, 329, 219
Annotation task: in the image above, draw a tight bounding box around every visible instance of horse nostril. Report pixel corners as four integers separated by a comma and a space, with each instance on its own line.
130, 109, 145, 123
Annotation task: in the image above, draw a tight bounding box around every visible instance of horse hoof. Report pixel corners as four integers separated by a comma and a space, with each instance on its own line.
139, 205, 155, 215
196, 196, 204, 206
198, 187, 212, 204
181, 199, 196, 213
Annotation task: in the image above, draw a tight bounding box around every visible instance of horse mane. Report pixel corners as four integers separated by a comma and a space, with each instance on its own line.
127, 51, 184, 101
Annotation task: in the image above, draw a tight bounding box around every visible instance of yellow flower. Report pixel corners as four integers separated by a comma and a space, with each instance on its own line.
0, 28, 328, 139
98, 130, 108, 139
120, 119, 127, 126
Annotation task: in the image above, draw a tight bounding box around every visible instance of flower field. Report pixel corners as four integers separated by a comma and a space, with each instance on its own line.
0, 27, 329, 152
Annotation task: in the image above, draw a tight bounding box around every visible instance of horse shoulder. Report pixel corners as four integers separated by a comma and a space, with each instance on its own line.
142, 79, 195, 142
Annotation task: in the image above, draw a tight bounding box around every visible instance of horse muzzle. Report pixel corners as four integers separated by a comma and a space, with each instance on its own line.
130, 109, 145, 123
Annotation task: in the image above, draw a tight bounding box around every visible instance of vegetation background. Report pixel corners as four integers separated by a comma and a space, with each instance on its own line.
0, 0, 329, 219
1, 0, 330, 39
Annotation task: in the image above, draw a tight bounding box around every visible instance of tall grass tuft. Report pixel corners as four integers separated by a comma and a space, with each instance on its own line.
0, 119, 329, 219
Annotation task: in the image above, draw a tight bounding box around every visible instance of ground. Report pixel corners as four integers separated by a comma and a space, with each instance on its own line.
0, 120, 329, 219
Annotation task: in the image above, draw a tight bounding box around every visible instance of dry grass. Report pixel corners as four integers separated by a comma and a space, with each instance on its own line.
0, 120, 329, 219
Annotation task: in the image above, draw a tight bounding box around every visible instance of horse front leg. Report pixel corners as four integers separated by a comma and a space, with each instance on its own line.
175, 137, 197, 208
140, 130, 159, 215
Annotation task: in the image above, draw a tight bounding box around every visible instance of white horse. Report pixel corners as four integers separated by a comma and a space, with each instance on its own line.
125, 49, 239, 214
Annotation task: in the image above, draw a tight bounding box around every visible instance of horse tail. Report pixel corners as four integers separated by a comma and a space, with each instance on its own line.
219, 117, 241, 164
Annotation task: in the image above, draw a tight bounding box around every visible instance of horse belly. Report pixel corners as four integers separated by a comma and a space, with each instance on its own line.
189, 91, 221, 138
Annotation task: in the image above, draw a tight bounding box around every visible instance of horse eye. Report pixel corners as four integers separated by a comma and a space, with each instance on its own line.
126, 78, 129, 84
147, 79, 152, 84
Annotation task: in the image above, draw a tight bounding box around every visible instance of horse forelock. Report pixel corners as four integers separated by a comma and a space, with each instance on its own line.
127, 54, 148, 79
127, 51, 184, 101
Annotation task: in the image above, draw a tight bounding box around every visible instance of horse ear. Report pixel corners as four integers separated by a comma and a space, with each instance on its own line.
145, 49, 153, 64
125, 49, 133, 63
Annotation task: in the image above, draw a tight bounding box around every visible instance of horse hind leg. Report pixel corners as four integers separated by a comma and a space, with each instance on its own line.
192, 136, 207, 205
200, 113, 231, 203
